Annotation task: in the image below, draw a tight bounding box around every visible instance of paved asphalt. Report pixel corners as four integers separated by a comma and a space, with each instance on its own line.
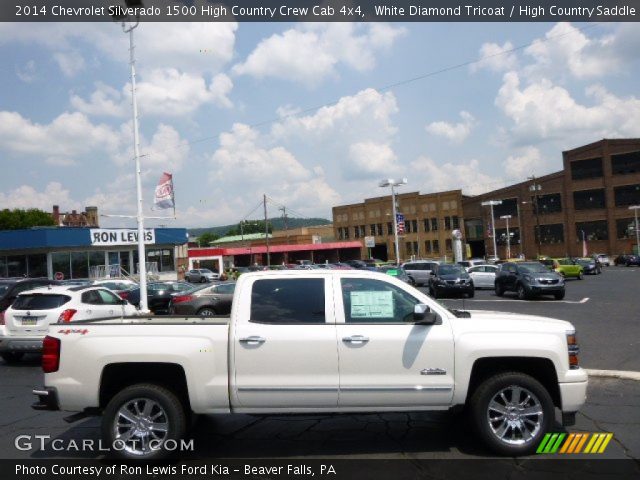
1, 266, 638, 465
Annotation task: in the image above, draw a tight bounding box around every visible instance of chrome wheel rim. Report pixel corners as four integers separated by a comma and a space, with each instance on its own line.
113, 398, 169, 456
199, 309, 215, 316
486, 385, 543, 446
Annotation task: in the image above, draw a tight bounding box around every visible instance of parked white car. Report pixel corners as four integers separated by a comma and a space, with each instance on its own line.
0, 285, 137, 363
467, 264, 500, 289
593, 254, 611, 267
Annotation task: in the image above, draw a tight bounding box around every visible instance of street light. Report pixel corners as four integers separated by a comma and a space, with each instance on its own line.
500, 215, 512, 259
379, 178, 407, 265
630, 205, 640, 255
481, 200, 502, 260
529, 177, 542, 257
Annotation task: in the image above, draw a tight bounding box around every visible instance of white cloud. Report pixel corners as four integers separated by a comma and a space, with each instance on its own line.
53, 50, 85, 77
0, 111, 120, 163
495, 72, 640, 144
16, 60, 37, 83
233, 23, 405, 85
348, 142, 399, 177
503, 147, 546, 180
471, 41, 517, 73
425, 111, 476, 143
133, 69, 233, 116
70, 82, 128, 117
0, 182, 77, 211
409, 156, 500, 196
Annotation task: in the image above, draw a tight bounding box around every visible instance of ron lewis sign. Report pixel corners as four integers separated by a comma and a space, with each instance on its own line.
90, 229, 155, 246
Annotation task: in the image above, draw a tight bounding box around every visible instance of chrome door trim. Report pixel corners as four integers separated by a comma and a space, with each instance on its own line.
339, 386, 452, 392
238, 386, 338, 392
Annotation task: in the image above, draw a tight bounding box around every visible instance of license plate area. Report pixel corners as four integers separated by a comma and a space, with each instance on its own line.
20, 317, 39, 326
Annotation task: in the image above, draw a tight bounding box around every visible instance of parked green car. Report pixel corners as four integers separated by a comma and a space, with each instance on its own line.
540, 257, 583, 279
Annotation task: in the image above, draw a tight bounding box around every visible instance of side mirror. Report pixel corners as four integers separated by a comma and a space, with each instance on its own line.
413, 303, 437, 324
429, 271, 435, 276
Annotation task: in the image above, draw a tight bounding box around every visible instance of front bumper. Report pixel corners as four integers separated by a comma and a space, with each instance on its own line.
528, 284, 564, 294
32, 387, 59, 411
434, 283, 474, 295
0, 335, 44, 353
559, 368, 588, 413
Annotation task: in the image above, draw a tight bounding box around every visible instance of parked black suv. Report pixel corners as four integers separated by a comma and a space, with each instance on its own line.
428, 264, 474, 299
494, 262, 565, 300
0, 278, 60, 313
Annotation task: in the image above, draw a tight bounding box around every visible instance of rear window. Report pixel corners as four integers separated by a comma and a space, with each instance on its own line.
250, 278, 325, 324
12, 294, 71, 310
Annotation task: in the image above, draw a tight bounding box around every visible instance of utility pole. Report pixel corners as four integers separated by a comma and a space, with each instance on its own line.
264, 194, 270, 267
529, 176, 542, 258
279, 205, 289, 264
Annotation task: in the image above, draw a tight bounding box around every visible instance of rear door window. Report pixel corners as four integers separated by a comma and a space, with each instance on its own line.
250, 278, 325, 324
12, 294, 71, 310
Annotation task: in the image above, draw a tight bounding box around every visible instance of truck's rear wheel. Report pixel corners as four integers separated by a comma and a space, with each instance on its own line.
101, 383, 187, 460
469, 372, 553, 456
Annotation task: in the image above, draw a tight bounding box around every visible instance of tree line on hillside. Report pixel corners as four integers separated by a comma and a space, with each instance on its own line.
0, 209, 55, 230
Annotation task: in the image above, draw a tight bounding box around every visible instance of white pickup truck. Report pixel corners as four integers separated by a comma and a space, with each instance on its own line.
33, 270, 587, 459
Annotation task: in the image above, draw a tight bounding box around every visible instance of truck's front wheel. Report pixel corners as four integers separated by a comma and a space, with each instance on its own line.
469, 372, 553, 456
102, 384, 187, 460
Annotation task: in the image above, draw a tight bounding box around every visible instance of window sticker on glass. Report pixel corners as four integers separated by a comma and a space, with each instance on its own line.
350, 291, 394, 318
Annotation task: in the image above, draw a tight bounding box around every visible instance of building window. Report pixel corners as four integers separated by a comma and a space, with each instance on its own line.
535, 224, 564, 244
445, 239, 452, 251
0, 257, 6, 277
6, 255, 27, 277
614, 184, 640, 207
432, 240, 439, 253
370, 224, 376, 236
452, 216, 460, 230
573, 189, 606, 210
423, 219, 430, 232
424, 241, 431, 254
617, 218, 638, 239
71, 252, 89, 279
570, 157, 603, 180
431, 218, 438, 231
576, 220, 608, 241
493, 198, 518, 218
411, 219, 418, 233
612, 151, 640, 175
27, 254, 47, 277
387, 222, 393, 235
405, 221, 412, 233
536, 193, 562, 214
412, 241, 418, 256
444, 217, 451, 230
496, 227, 520, 245
377, 224, 383, 236
464, 219, 484, 240
51, 252, 71, 279
147, 248, 175, 272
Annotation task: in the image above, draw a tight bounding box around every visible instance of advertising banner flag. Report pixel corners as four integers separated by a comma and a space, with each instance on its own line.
154, 172, 175, 210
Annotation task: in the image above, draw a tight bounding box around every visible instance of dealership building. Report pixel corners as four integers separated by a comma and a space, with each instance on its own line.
0, 227, 189, 280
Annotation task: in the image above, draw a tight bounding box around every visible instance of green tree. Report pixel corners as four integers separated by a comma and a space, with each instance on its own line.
0, 208, 55, 230
197, 231, 220, 246
226, 220, 272, 236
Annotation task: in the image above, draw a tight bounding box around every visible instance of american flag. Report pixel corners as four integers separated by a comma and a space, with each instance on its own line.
396, 213, 405, 235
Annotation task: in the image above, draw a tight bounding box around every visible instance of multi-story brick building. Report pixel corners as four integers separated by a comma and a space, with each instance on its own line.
463, 139, 640, 259
332, 189, 464, 262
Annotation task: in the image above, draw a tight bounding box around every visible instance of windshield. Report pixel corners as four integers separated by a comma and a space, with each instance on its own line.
519, 263, 550, 273
557, 258, 573, 265
438, 265, 464, 275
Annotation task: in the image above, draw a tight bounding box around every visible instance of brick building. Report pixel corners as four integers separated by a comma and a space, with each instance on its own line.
463, 139, 640, 259
332, 189, 464, 262
52, 205, 99, 227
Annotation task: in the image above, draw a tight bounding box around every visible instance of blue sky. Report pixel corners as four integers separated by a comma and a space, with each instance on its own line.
1, 21, 639, 228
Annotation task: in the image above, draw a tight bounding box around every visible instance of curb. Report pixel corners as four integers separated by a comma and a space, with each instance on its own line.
585, 369, 640, 381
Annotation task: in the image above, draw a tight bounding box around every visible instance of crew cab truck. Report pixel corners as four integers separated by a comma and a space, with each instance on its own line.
33, 270, 587, 459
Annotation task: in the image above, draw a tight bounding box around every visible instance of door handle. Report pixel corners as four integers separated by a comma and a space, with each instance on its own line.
239, 336, 266, 345
342, 335, 369, 344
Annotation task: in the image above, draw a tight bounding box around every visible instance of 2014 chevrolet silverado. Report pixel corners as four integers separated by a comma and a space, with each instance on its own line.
33, 270, 587, 459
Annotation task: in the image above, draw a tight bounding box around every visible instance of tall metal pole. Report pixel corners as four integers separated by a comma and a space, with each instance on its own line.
630, 206, 640, 256
529, 176, 542, 258
503, 216, 511, 259
264, 194, 270, 267
391, 185, 400, 265
490, 203, 498, 260
125, 21, 148, 313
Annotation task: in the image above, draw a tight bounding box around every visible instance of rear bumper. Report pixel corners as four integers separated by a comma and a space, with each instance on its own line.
0, 335, 44, 353
32, 387, 59, 411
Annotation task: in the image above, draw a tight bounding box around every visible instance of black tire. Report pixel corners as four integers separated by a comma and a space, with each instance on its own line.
430, 288, 437, 299
101, 383, 187, 460
516, 284, 529, 300
467, 290, 475, 298
468, 372, 554, 456
197, 307, 217, 316
494, 284, 504, 297
1, 352, 25, 364
554, 291, 565, 300
408, 276, 416, 286
200, 277, 206, 283
577, 272, 583, 280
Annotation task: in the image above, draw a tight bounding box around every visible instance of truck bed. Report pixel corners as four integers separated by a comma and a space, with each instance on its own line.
68, 315, 231, 325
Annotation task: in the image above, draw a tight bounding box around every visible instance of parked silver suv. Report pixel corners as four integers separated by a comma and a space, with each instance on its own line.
184, 269, 219, 283
401, 260, 440, 286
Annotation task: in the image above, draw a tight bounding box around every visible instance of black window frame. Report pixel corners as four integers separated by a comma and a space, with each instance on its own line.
570, 157, 603, 180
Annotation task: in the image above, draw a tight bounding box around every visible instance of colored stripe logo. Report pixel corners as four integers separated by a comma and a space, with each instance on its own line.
537, 433, 613, 454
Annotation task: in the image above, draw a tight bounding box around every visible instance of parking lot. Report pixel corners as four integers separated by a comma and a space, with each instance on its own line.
1, 267, 638, 462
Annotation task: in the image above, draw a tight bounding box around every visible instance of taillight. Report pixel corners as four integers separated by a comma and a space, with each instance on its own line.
119, 291, 130, 300
567, 332, 579, 369
42, 336, 61, 373
172, 295, 194, 304
58, 309, 77, 323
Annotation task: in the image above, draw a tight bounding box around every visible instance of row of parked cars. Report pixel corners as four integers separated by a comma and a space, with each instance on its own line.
0, 276, 238, 364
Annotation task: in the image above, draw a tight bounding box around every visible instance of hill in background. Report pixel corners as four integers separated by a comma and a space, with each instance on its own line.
188, 217, 332, 238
